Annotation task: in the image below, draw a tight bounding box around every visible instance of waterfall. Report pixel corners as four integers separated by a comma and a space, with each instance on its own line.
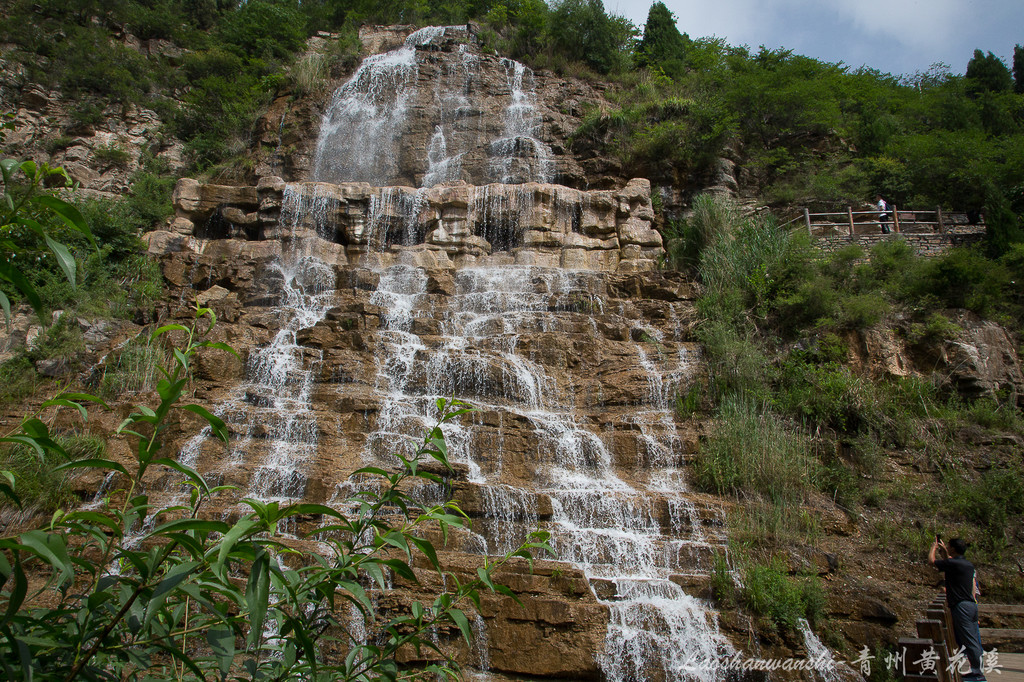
356, 264, 732, 680
312, 26, 552, 189
175, 24, 739, 681
490, 58, 554, 184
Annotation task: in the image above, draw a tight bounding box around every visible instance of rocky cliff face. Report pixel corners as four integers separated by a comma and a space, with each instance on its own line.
254, 25, 621, 190
0, 44, 186, 199
133, 26, 763, 682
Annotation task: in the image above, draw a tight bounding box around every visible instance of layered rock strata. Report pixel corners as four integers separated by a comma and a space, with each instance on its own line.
147, 176, 665, 273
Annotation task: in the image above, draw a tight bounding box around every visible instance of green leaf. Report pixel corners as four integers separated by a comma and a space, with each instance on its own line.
379, 531, 410, 558
0, 290, 11, 330
494, 583, 523, 606
178, 404, 228, 444
279, 503, 344, 521
143, 560, 199, 628
0, 158, 18, 185
151, 323, 190, 340
477, 567, 496, 591
40, 399, 87, 421
245, 550, 271, 646
149, 457, 210, 496
0, 472, 19, 508
214, 518, 258, 573
352, 466, 391, 477
0, 555, 27, 626
206, 626, 235, 679
410, 537, 440, 572
448, 608, 473, 647
61, 510, 122, 537
43, 235, 75, 288
19, 530, 73, 586
362, 560, 387, 590
150, 518, 229, 536
54, 458, 129, 476
381, 558, 417, 583
197, 340, 241, 360
0, 260, 43, 324
51, 392, 109, 409
33, 195, 96, 248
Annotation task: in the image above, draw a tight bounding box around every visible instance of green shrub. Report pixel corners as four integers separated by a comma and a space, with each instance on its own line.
838, 292, 889, 329
963, 397, 1023, 431
730, 499, 822, 546
99, 335, 163, 398
44, 136, 75, 155
291, 52, 328, 96
28, 314, 85, 365
913, 246, 1010, 317
939, 465, 1024, 556
710, 552, 735, 604
0, 355, 39, 406
673, 382, 704, 419
905, 312, 962, 344
777, 358, 872, 431
93, 143, 131, 168
741, 560, 824, 631
696, 320, 774, 400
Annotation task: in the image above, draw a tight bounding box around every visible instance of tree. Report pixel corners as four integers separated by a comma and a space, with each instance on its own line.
1013, 44, 1024, 94
637, 1, 690, 78
984, 185, 1024, 258
549, 0, 630, 74
964, 49, 1013, 96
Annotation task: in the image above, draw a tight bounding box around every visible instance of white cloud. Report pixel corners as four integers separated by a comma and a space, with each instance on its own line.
825, 0, 962, 48
606, 0, 1022, 75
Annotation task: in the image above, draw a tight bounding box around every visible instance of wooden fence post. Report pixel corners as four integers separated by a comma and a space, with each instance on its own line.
893, 205, 901, 233
847, 206, 855, 236
804, 208, 812, 236
936, 206, 944, 234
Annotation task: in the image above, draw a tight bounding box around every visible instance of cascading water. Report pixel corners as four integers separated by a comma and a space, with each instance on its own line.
175, 186, 339, 511
490, 58, 553, 184
311, 26, 732, 680
356, 262, 732, 680
177, 25, 758, 681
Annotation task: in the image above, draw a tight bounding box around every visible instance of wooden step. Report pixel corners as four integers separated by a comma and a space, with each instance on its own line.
980, 628, 1024, 653
981, 604, 1024, 616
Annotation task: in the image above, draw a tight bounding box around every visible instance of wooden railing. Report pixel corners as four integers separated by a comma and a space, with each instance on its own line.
779, 207, 985, 238
896, 593, 965, 682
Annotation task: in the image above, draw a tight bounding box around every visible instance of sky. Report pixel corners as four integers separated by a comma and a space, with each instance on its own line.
605, 0, 1023, 77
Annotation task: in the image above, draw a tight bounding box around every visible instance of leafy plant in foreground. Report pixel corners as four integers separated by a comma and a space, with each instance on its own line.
0, 306, 550, 679
0, 152, 94, 326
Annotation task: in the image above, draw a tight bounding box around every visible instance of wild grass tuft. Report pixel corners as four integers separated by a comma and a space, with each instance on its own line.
694, 395, 819, 502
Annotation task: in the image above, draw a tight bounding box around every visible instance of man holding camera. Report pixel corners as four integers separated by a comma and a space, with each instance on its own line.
930, 536, 986, 681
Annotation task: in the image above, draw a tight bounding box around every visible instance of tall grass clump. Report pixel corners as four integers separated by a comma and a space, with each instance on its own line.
0, 433, 104, 515
694, 395, 819, 501
99, 335, 164, 398
742, 559, 825, 632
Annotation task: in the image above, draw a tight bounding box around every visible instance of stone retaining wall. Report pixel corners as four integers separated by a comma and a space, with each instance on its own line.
816, 232, 985, 256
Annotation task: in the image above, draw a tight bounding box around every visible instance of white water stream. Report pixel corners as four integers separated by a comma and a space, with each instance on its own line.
182, 25, 741, 681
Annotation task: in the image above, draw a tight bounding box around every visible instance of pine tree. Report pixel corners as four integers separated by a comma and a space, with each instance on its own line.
637, 1, 689, 78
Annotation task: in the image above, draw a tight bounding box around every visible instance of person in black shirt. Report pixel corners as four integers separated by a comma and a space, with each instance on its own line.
930, 537, 985, 681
